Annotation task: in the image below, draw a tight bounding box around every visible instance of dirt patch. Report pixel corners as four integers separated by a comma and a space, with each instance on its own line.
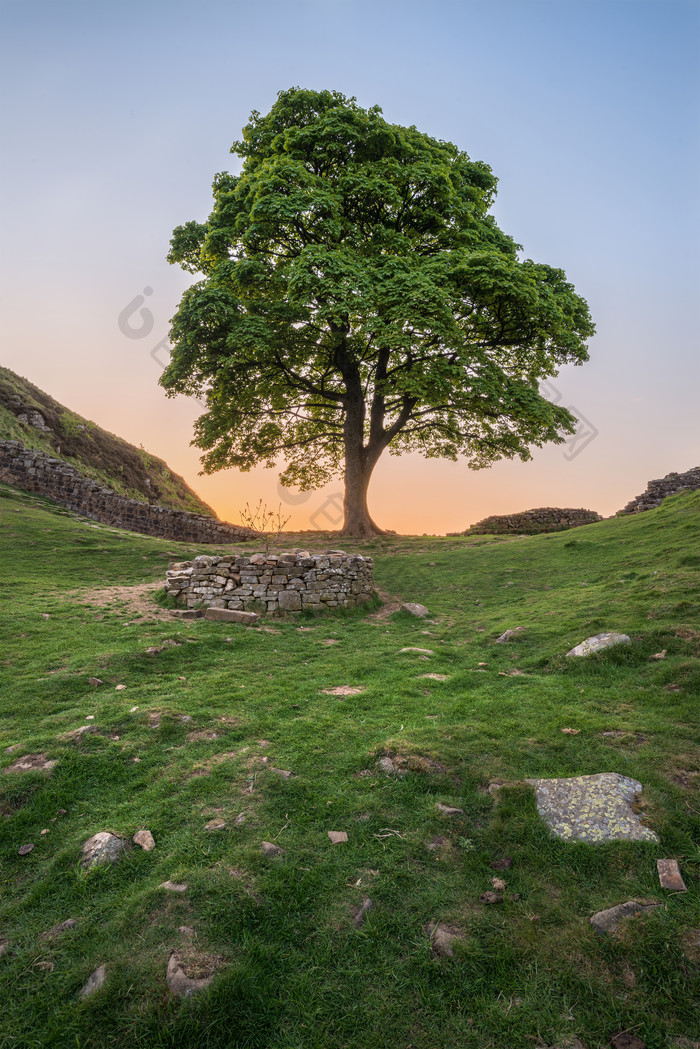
367, 590, 403, 620
69, 583, 172, 621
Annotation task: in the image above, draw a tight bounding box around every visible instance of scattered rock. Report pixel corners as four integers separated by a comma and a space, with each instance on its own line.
5, 752, 56, 775
18, 843, 34, 856
204, 608, 260, 625
589, 898, 661, 936
401, 602, 429, 617
269, 767, 293, 779
657, 858, 687, 892
261, 841, 284, 857
491, 877, 506, 891
115, 684, 126, 691
321, 686, 364, 696
436, 803, 464, 816
479, 891, 504, 904
328, 831, 348, 844
81, 832, 131, 868
169, 609, 204, 619
495, 627, 525, 643
399, 647, 434, 656
87, 677, 103, 686
160, 880, 188, 893
79, 964, 107, 998
65, 725, 97, 740
426, 922, 462, 957
166, 952, 214, 998
566, 632, 631, 657
526, 773, 659, 843
352, 897, 374, 927
420, 673, 449, 681
649, 649, 667, 660
490, 857, 513, 870
561, 727, 580, 735
611, 1034, 646, 1049
133, 830, 155, 852
41, 919, 77, 940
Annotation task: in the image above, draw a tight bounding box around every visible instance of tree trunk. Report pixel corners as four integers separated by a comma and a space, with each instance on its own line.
341, 453, 385, 537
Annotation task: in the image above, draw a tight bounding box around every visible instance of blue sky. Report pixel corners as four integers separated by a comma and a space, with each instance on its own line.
1, 0, 698, 531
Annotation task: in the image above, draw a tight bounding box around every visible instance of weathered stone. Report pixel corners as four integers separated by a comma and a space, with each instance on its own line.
657, 858, 687, 892
436, 802, 464, 816
133, 829, 155, 851
4, 752, 56, 775
87, 677, 103, 686
169, 609, 204, 619
401, 602, 429, 617
426, 922, 462, 957
456, 506, 603, 535
166, 953, 213, 998
278, 590, 302, 611
81, 831, 131, 868
269, 767, 293, 779
41, 918, 77, 940
495, 627, 525, 643
589, 898, 661, 935
204, 607, 259, 625
566, 632, 631, 657
79, 964, 107, 998
618, 466, 700, 514
18, 843, 34, 856
159, 880, 188, 893
399, 647, 434, 656
353, 897, 373, 927
0, 440, 257, 544
526, 773, 658, 842
420, 673, 449, 681
261, 841, 284, 857
328, 830, 348, 844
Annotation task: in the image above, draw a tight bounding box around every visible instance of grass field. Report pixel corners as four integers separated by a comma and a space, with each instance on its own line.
0, 482, 698, 1048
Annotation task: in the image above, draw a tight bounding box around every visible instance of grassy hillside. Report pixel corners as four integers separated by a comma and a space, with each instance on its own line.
0, 366, 215, 515
0, 485, 697, 1048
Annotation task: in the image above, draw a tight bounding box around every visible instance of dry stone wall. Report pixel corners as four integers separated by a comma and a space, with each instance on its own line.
165, 551, 374, 615
0, 440, 256, 544
618, 467, 700, 515
456, 507, 603, 536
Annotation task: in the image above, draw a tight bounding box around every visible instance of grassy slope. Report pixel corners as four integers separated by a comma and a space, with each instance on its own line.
0, 366, 215, 515
0, 484, 698, 1049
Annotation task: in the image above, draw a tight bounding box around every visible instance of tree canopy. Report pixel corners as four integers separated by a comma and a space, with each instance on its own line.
161, 87, 595, 535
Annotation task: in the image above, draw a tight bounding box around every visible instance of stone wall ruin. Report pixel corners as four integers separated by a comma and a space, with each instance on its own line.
164, 551, 374, 615
0, 440, 255, 544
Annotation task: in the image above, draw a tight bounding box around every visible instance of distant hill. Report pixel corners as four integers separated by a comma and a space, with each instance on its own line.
0, 366, 216, 516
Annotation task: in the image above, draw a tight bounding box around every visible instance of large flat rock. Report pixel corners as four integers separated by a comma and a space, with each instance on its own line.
526, 772, 659, 843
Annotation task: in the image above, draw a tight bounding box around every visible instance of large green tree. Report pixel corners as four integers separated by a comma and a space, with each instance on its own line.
162, 87, 595, 536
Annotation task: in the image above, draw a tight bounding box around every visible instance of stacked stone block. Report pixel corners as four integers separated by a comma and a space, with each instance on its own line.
0, 440, 256, 544
618, 467, 700, 515
455, 507, 602, 536
164, 551, 374, 615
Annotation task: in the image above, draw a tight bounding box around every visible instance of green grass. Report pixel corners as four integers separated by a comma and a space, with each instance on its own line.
0, 482, 698, 1048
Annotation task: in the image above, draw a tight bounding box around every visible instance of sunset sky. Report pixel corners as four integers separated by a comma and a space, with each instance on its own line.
1, 0, 698, 533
